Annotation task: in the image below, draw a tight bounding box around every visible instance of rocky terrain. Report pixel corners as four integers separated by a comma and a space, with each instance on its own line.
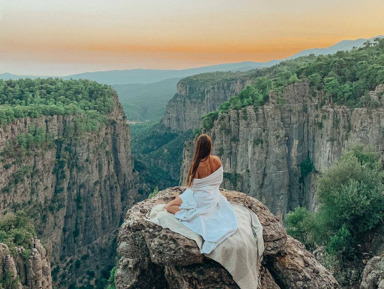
161, 71, 257, 131
181, 82, 384, 217
0, 92, 139, 288
0, 239, 52, 289
115, 187, 338, 289
360, 254, 384, 289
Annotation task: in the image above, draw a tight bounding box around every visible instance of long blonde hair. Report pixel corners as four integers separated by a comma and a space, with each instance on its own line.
186, 134, 212, 187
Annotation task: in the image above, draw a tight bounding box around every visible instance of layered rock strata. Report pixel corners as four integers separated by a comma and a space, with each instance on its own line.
181, 83, 384, 216
0, 93, 138, 287
161, 72, 256, 131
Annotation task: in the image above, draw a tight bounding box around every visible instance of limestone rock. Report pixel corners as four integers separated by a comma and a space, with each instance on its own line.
161, 72, 255, 131
0, 239, 52, 289
116, 187, 338, 289
181, 82, 384, 217
259, 267, 281, 289
360, 255, 384, 289
265, 236, 338, 288
0, 91, 138, 288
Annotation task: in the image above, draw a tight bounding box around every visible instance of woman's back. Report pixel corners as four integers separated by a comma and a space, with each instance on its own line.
195, 155, 222, 179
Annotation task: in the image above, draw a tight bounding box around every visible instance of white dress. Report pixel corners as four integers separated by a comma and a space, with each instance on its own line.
175, 166, 238, 254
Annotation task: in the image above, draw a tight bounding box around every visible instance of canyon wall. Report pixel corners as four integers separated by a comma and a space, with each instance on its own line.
181, 83, 384, 216
161, 72, 256, 131
0, 93, 138, 288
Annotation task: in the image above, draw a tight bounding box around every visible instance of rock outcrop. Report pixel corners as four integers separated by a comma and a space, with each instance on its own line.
360, 255, 384, 289
116, 187, 338, 289
181, 82, 384, 216
0, 239, 52, 289
161, 71, 257, 131
0, 92, 138, 287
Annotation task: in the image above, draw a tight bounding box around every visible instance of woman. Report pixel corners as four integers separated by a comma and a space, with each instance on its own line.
165, 134, 238, 254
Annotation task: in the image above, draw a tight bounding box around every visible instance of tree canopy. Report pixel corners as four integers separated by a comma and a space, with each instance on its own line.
286, 145, 384, 260
0, 78, 116, 127
201, 38, 384, 130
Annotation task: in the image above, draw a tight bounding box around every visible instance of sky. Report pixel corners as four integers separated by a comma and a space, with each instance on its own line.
0, 0, 383, 76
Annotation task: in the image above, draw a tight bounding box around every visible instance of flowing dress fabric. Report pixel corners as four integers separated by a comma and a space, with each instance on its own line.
174, 166, 238, 254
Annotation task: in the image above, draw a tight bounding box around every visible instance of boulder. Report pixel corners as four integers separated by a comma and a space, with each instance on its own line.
116, 187, 338, 288
360, 255, 384, 289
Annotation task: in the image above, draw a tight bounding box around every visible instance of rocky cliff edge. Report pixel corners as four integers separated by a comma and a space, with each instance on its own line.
115, 187, 338, 289
0, 238, 52, 289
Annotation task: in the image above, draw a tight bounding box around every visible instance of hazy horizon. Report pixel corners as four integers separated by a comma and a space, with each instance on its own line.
1, 0, 383, 76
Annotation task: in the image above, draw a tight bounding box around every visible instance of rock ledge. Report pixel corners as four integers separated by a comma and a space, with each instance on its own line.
116, 187, 338, 289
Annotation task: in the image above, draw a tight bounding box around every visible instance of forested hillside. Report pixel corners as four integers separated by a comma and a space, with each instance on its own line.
201, 38, 384, 130
287, 146, 384, 286
113, 78, 179, 122
0, 78, 138, 288
0, 78, 115, 128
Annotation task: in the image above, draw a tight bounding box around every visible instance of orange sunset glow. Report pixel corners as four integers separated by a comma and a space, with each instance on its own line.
0, 0, 383, 75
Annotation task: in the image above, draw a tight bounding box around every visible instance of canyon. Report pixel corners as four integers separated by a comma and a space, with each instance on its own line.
0, 90, 139, 288
180, 82, 384, 216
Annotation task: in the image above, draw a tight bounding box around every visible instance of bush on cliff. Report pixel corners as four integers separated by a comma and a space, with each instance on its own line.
0, 211, 36, 258
287, 145, 384, 259
107, 266, 117, 289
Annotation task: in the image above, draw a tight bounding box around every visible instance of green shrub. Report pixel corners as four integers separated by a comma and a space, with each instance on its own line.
148, 186, 159, 199
0, 211, 36, 257
107, 267, 117, 289
253, 138, 263, 146
287, 145, 384, 260
286, 207, 317, 249
201, 111, 219, 131
0, 271, 20, 289
299, 156, 315, 182
223, 172, 241, 188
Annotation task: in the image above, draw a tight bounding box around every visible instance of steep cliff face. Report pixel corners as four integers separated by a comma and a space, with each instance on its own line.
115, 187, 338, 289
0, 94, 138, 287
181, 82, 384, 216
161, 72, 255, 131
0, 239, 52, 289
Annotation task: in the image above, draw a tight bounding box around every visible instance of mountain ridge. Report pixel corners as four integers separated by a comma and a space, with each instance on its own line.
1, 35, 382, 85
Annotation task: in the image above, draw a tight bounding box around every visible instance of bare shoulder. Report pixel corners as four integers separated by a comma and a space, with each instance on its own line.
211, 155, 222, 168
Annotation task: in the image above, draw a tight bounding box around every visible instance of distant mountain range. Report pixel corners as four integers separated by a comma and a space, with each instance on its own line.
1, 36, 382, 85
0, 61, 279, 85
2, 35, 382, 122
287, 36, 383, 59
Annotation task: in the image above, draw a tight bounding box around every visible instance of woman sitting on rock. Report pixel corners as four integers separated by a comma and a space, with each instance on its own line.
165, 134, 238, 254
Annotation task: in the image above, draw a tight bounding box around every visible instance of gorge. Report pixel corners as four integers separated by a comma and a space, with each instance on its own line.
180, 82, 384, 217
0, 79, 139, 288
0, 39, 383, 289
